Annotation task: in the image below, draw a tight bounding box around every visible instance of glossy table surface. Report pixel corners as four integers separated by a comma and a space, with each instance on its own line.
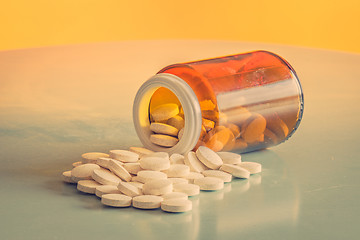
0, 40, 359, 240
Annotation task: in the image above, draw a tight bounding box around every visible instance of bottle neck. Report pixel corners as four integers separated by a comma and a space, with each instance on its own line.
133, 73, 202, 154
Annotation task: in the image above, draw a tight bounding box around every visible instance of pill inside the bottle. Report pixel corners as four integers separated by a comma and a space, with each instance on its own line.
151, 103, 179, 122
150, 122, 179, 136
241, 114, 267, 144
150, 134, 179, 147
167, 115, 185, 130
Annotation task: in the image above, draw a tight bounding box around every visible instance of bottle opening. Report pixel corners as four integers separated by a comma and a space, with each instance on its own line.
148, 87, 185, 148
133, 73, 202, 155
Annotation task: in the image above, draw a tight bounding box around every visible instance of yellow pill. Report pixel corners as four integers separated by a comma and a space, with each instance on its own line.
151, 103, 179, 122
202, 118, 215, 132
150, 134, 178, 147
167, 115, 185, 130
150, 122, 179, 136
242, 114, 267, 144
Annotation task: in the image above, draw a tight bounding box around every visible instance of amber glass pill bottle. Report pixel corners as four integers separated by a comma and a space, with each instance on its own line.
133, 51, 304, 155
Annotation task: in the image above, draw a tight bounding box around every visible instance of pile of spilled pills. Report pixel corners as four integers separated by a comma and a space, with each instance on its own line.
62, 146, 261, 213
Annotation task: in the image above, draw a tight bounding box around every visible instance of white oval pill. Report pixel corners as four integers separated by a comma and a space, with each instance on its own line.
62, 170, 75, 183
168, 178, 189, 185
77, 180, 102, 194
184, 151, 208, 173
165, 164, 190, 178
142, 179, 173, 196
128, 181, 144, 190
150, 134, 179, 147
109, 150, 139, 163
220, 164, 250, 179
71, 163, 100, 182
129, 147, 154, 157
101, 194, 132, 207
184, 172, 204, 184
173, 183, 200, 196
139, 157, 170, 171
161, 199, 192, 213
92, 168, 121, 185
132, 195, 163, 209
170, 153, 185, 165
108, 160, 132, 182
131, 176, 141, 182
81, 152, 109, 164
202, 170, 232, 183
196, 146, 223, 169
72, 161, 83, 168
144, 151, 169, 160
96, 157, 113, 169
194, 177, 224, 191
150, 122, 179, 136
237, 162, 262, 174
117, 182, 142, 197
217, 151, 242, 164
151, 103, 179, 122
136, 170, 167, 183
162, 192, 188, 201
123, 162, 143, 175
95, 185, 121, 197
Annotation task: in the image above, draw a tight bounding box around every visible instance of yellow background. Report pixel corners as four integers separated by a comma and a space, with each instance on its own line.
1, 0, 359, 53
